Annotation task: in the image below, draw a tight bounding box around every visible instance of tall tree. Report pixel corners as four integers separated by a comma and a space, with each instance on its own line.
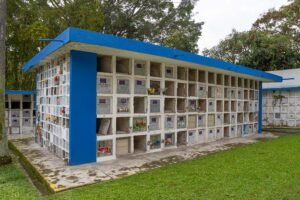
203, 0, 300, 71
0, 0, 11, 165
6, 0, 203, 91
253, 0, 300, 45
100, 0, 203, 53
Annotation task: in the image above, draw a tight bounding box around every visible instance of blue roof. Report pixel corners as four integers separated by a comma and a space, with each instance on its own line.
22, 27, 282, 82
5, 90, 35, 95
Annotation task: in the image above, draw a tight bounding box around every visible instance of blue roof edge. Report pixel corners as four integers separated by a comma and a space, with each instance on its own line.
262, 87, 300, 91
22, 28, 71, 71
22, 27, 282, 82
5, 90, 35, 95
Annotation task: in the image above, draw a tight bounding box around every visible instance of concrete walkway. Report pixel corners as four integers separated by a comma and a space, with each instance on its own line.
11, 133, 277, 192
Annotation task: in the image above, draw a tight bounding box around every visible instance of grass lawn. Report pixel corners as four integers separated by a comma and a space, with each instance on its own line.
1, 134, 300, 200
0, 163, 39, 200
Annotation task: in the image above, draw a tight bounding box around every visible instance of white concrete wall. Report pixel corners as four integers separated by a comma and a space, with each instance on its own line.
35, 54, 70, 160
96, 54, 260, 162
263, 90, 300, 127
5, 93, 35, 138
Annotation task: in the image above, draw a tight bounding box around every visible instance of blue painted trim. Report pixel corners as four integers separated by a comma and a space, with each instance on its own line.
282, 78, 295, 80
258, 81, 263, 134
69, 50, 97, 165
38, 38, 64, 43
5, 90, 35, 95
262, 87, 300, 91
22, 27, 282, 82
22, 28, 71, 71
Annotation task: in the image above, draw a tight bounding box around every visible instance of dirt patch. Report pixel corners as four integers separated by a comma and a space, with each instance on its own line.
140, 156, 184, 169
263, 128, 300, 134
224, 143, 249, 148
66, 176, 79, 181
41, 169, 53, 175
0, 155, 12, 166
115, 172, 131, 178
255, 137, 274, 142
12, 138, 33, 146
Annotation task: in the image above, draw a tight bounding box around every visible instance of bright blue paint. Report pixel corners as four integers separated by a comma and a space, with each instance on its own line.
258, 81, 263, 134
38, 38, 64, 43
5, 90, 35, 95
262, 87, 300, 91
69, 50, 97, 165
22, 27, 282, 82
22, 28, 71, 71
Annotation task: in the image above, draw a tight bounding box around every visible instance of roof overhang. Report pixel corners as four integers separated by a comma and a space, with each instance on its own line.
5, 90, 35, 95
22, 27, 282, 83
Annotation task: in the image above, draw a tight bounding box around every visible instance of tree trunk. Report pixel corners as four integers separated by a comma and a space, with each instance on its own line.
0, 0, 11, 165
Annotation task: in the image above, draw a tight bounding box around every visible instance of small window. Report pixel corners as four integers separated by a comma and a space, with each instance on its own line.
136, 63, 143, 68
152, 118, 157, 122
137, 80, 142, 85
199, 131, 203, 135
11, 101, 20, 109
99, 99, 106, 104
275, 113, 280, 119
166, 69, 172, 74
119, 80, 125, 85
152, 100, 158, 104
210, 130, 213, 133
100, 79, 107, 83
167, 117, 172, 122
217, 129, 220, 133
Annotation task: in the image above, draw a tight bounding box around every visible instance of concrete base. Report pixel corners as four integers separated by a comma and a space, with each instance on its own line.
10, 133, 276, 192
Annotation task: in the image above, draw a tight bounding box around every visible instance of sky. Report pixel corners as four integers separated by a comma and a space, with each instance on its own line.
192, 0, 290, 52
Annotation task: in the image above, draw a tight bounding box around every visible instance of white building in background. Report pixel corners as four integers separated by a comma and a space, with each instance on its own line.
5, 90, 35, 138
262, 69, 300, 128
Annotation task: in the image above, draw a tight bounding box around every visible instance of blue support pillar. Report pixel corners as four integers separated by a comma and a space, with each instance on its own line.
69, 50, 97, 165
258, 81, 263, 134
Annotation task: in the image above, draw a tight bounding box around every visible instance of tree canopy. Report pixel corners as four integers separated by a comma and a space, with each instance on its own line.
203, 0, 300, 71
6, 0, 203, 90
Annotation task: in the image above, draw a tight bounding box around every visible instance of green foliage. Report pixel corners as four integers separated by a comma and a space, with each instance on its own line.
6, 0, 202, 90
6, 0, 49, 90
100, 0, 203, 53
203, 0, 300, 71
162, 0, 203, 53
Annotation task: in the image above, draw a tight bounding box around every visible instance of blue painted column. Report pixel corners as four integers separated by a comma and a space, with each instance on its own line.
69, 50, 97, 165
258, 81, 263, 134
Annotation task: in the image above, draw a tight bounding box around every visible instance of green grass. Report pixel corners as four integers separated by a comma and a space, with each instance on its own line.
2, 134, 300, 199
0, 163, 39, 200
